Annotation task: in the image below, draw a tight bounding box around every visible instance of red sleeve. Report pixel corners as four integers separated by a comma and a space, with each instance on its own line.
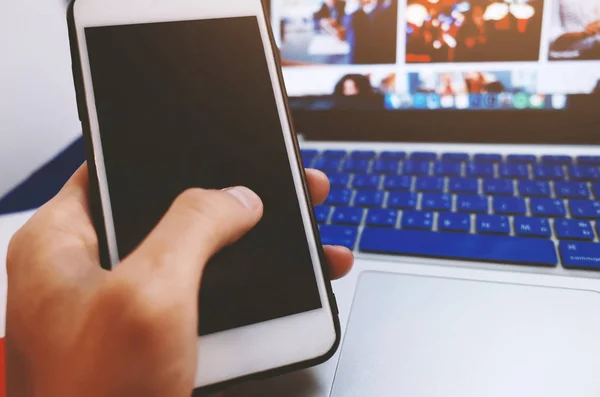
0, 338, 5, 397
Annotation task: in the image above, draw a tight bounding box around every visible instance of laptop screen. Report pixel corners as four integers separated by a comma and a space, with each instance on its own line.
270, 0, 600, 111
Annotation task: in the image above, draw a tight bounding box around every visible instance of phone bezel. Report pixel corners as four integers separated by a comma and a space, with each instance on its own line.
69, 0, 339, 389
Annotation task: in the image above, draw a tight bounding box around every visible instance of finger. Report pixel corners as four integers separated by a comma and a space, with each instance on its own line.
57, 162, 89, 199
8, 163, 99, 276
323, 245, 354, 280
126, 187, 263, 289
40, 162, 94, 230
306, 169, 330, 206
47, 162, 96, 236
39, 162, 90, 216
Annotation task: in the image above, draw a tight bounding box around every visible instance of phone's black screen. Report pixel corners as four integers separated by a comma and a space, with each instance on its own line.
85, 16, 322, 336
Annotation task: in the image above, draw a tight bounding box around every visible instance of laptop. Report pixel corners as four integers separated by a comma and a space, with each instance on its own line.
225, 0, 600, 396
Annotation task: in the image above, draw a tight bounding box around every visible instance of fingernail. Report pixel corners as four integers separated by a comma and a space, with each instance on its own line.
223, 187, 262, 210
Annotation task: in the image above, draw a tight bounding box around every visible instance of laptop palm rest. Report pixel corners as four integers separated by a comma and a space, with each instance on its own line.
331, 272, 600, 397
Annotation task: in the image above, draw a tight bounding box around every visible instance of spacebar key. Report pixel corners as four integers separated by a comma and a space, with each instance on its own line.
360, 228, 558, 266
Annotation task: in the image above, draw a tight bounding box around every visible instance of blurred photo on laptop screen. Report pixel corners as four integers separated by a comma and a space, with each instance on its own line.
408, 70, 537, 95
548, 0, 600, 61
274, 0, 399, 65
405, 0, 544, 63
396, 70, 539, 110
282, 66, 396, 108
334, 72, 396, 96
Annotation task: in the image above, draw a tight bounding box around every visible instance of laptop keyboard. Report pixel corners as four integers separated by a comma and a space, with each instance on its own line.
302, 149, 600, 271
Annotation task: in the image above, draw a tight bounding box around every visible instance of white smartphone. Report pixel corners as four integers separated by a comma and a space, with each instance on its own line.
67, 0, 340, 391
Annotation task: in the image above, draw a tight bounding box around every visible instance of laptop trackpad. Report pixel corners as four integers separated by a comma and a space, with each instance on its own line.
331, 272, 600, 397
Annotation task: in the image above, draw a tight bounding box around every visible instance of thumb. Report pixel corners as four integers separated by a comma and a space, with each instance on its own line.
124, 187, 263, 288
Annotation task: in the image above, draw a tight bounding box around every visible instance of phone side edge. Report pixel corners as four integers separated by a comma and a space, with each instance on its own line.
67, 0, 112, 271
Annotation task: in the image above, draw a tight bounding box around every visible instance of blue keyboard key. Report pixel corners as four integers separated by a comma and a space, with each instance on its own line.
499, 163, 529, 179
507, 154, 537, 164
372, 159, 400, 174
530, 198, 566, 217
410, 152, 437, 161
323, 150, 347, 158
360, 229, 558, 266
555, 219, 595, 241
441, 153, 469, 162
401, 211, 434, 230
366, 209, 399, 228
569, 200, 600, 219
319, 225, 358, 250
343, 159, 370, 173
483, 179, 514, 196
593, 184, 600, 199
438, 213, 471, 233
314, 157, 342, 172
384, 175, 413, 191
415, 177, 445, 192
350, 150, 376, 159
387, 192, 418, 209
457, 195, 489, 214
355, 191, 385, 207
328, 173, 350, 188
403, 160, 431, 176
554, 182, 590, 199
568, 165, 600, 181
449, 178, 479, 194
577, 156, 600, 166
314, 206, 332, 224
380, 151, 406, 160
303, 157, 315, 168
326, 189, 352, 205
541, 155, 572, 165
467, 162, 495, 178
534, 165, 565, 180
474, 154, 502, 163
352, 174, 381, 190
421, 194, 452, 211
477, 215, 510, 235
301, 149, 319, 158
302, 151, 319, 168
493, 196, 527, 215
518, 180, 551, 197
560, 241, 600, 270
332, 207, 364, 225
434, 161, 462, 176
514, 217, 552, 237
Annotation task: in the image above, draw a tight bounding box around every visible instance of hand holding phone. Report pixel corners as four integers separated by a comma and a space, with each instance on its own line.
64, 0, 343, 391
6, 165, 352, 396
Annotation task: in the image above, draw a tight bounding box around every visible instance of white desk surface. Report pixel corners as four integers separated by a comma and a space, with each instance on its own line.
0, 0, 82, 198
